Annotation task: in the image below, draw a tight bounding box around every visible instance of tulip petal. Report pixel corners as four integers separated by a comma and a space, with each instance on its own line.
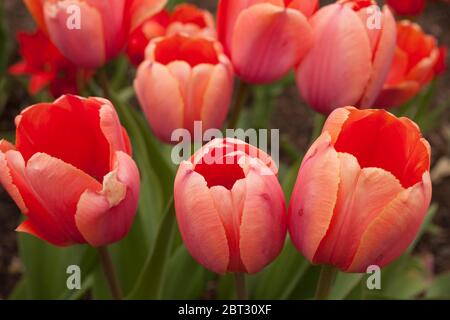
348, 172, 431, 272
374, 81, 420, 108
239, 167, 286, 273
44, 0, 106, 68
75, 151, 140, 247
288, 132, 340, 261
360, 6, 397, 107
231, 3, 313, 83
296, 4, 372, 114
134, 61, 184, 143
25, 152, 102, 243
174, 162, 230, 274
129, 0, 168, 31
313, 155, 403, 270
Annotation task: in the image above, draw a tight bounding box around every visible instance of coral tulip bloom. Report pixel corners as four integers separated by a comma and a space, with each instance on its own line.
134, 34, 233, 144
386, 0, 426, 16
217, 0, 316, 84
127, 4, 216, 66
374, 21, 445, 108
24, 0, 167, 68
296, 0, 396, 114
0, 95, 140, 247
288, 107, 432, 273
174, 138, 286, 274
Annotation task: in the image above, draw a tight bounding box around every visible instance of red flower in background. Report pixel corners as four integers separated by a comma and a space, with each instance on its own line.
127, 4, 216, 66
9, 30, 91, 97
386, 0, 426, 16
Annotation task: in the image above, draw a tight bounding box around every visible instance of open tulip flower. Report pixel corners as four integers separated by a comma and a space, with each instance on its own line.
296, 0, 396, 114
217, 0, 316, 84
0, 95, 140, 247
127, 3, 216, 66
374, 20, 446, 108
24, 0, 167, 68
289, 107, 432, 273
174, 138, 286, 274
134, 34, 233, 144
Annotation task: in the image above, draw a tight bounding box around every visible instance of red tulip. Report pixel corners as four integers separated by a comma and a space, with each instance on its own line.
375, 21, 446, 108
9, 29, 91, 97
217, 0, 316, 84
386, 0, 426, 16
24, 0, 167, 68
127, 4, 216, 66
0, 95, 140, 247
288, 107, 432, 273
174, 138, 286, 274
295, 0, 396, 114
134, 34, 233, 144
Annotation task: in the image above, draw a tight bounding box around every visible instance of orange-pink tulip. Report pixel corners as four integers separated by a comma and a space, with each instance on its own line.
288, 107, 432, 273
386, 0, 426, 16
174, 138, 286, 274
0, 95, 140, 247
296, 0, 396, 114
217, 0, 316, 84
24, 0, 167, 68
134, 34, 233, 144
374, 20, 446, 108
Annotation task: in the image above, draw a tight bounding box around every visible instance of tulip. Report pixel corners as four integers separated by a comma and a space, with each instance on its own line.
127, 4, 216, 66
0, 95, 140, 247
295, 0, 397, 114
134, 34, 233, 144
386, 0, 426, 16
374, 21, 446, 108
24, 0, 167, 68
217, 0, 316, 84
174, 138, 286, 274
288, 107, 432, 273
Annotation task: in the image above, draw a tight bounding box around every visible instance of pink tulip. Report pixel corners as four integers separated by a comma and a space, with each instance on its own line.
217, 0, 316, 84
174, 138, 286, 274
296, 0, 397, 114
288, 107, 432, 273
24, 0, 167, 68
0, 95, 140, 247
134, 34, 233, 144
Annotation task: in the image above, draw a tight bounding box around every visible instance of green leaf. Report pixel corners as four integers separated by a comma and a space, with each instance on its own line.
127, 198, 177, 299
329, 272, 364, 300
426, 272, 450, 299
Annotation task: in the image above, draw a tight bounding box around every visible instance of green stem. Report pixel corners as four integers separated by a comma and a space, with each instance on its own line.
234, 273, 248, 300
97, 246, 123, 300
315, 265, 337, 300
228, 81, 250, 129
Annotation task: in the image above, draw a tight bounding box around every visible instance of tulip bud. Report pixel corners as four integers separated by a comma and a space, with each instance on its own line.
0, 95, 140, 247
134, 34, 233, 144
296, 0, 396, 114
374, 21, 445, 108
288, 107, 432, 273
217, 0, 315, 84
24, 0, 167, 68
174, 138, 287, 274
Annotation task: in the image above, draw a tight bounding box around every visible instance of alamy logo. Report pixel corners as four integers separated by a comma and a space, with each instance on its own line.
66, 265, 81, 290
66, 4, 81, 30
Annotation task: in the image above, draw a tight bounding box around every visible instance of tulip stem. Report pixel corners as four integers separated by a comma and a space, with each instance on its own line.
229, 81, 250, 128
98, 246, 123, 300
310, 113, 326, 145
315, 265, 337, 300
97, 69, 112, 99
234, 273, 248, 300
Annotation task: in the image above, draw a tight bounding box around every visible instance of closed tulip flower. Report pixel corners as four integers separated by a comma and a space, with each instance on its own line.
374, 20, 446, 108
174, 138, 286, 274
0, 95, 140, 247
296, 0, 396, 114
24, 0, 167, 68
217, 0, 316, 84
288, 107, 432, 273
386, 0, 426, 16
134, 34, 233, 144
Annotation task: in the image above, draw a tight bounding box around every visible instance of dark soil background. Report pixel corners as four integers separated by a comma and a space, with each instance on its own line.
1, 0, 449, 299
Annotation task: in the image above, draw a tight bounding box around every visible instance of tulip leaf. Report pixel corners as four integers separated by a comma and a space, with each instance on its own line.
329, 272, 364, 300
127, 198, 177, 299
425, 272, 450, 299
